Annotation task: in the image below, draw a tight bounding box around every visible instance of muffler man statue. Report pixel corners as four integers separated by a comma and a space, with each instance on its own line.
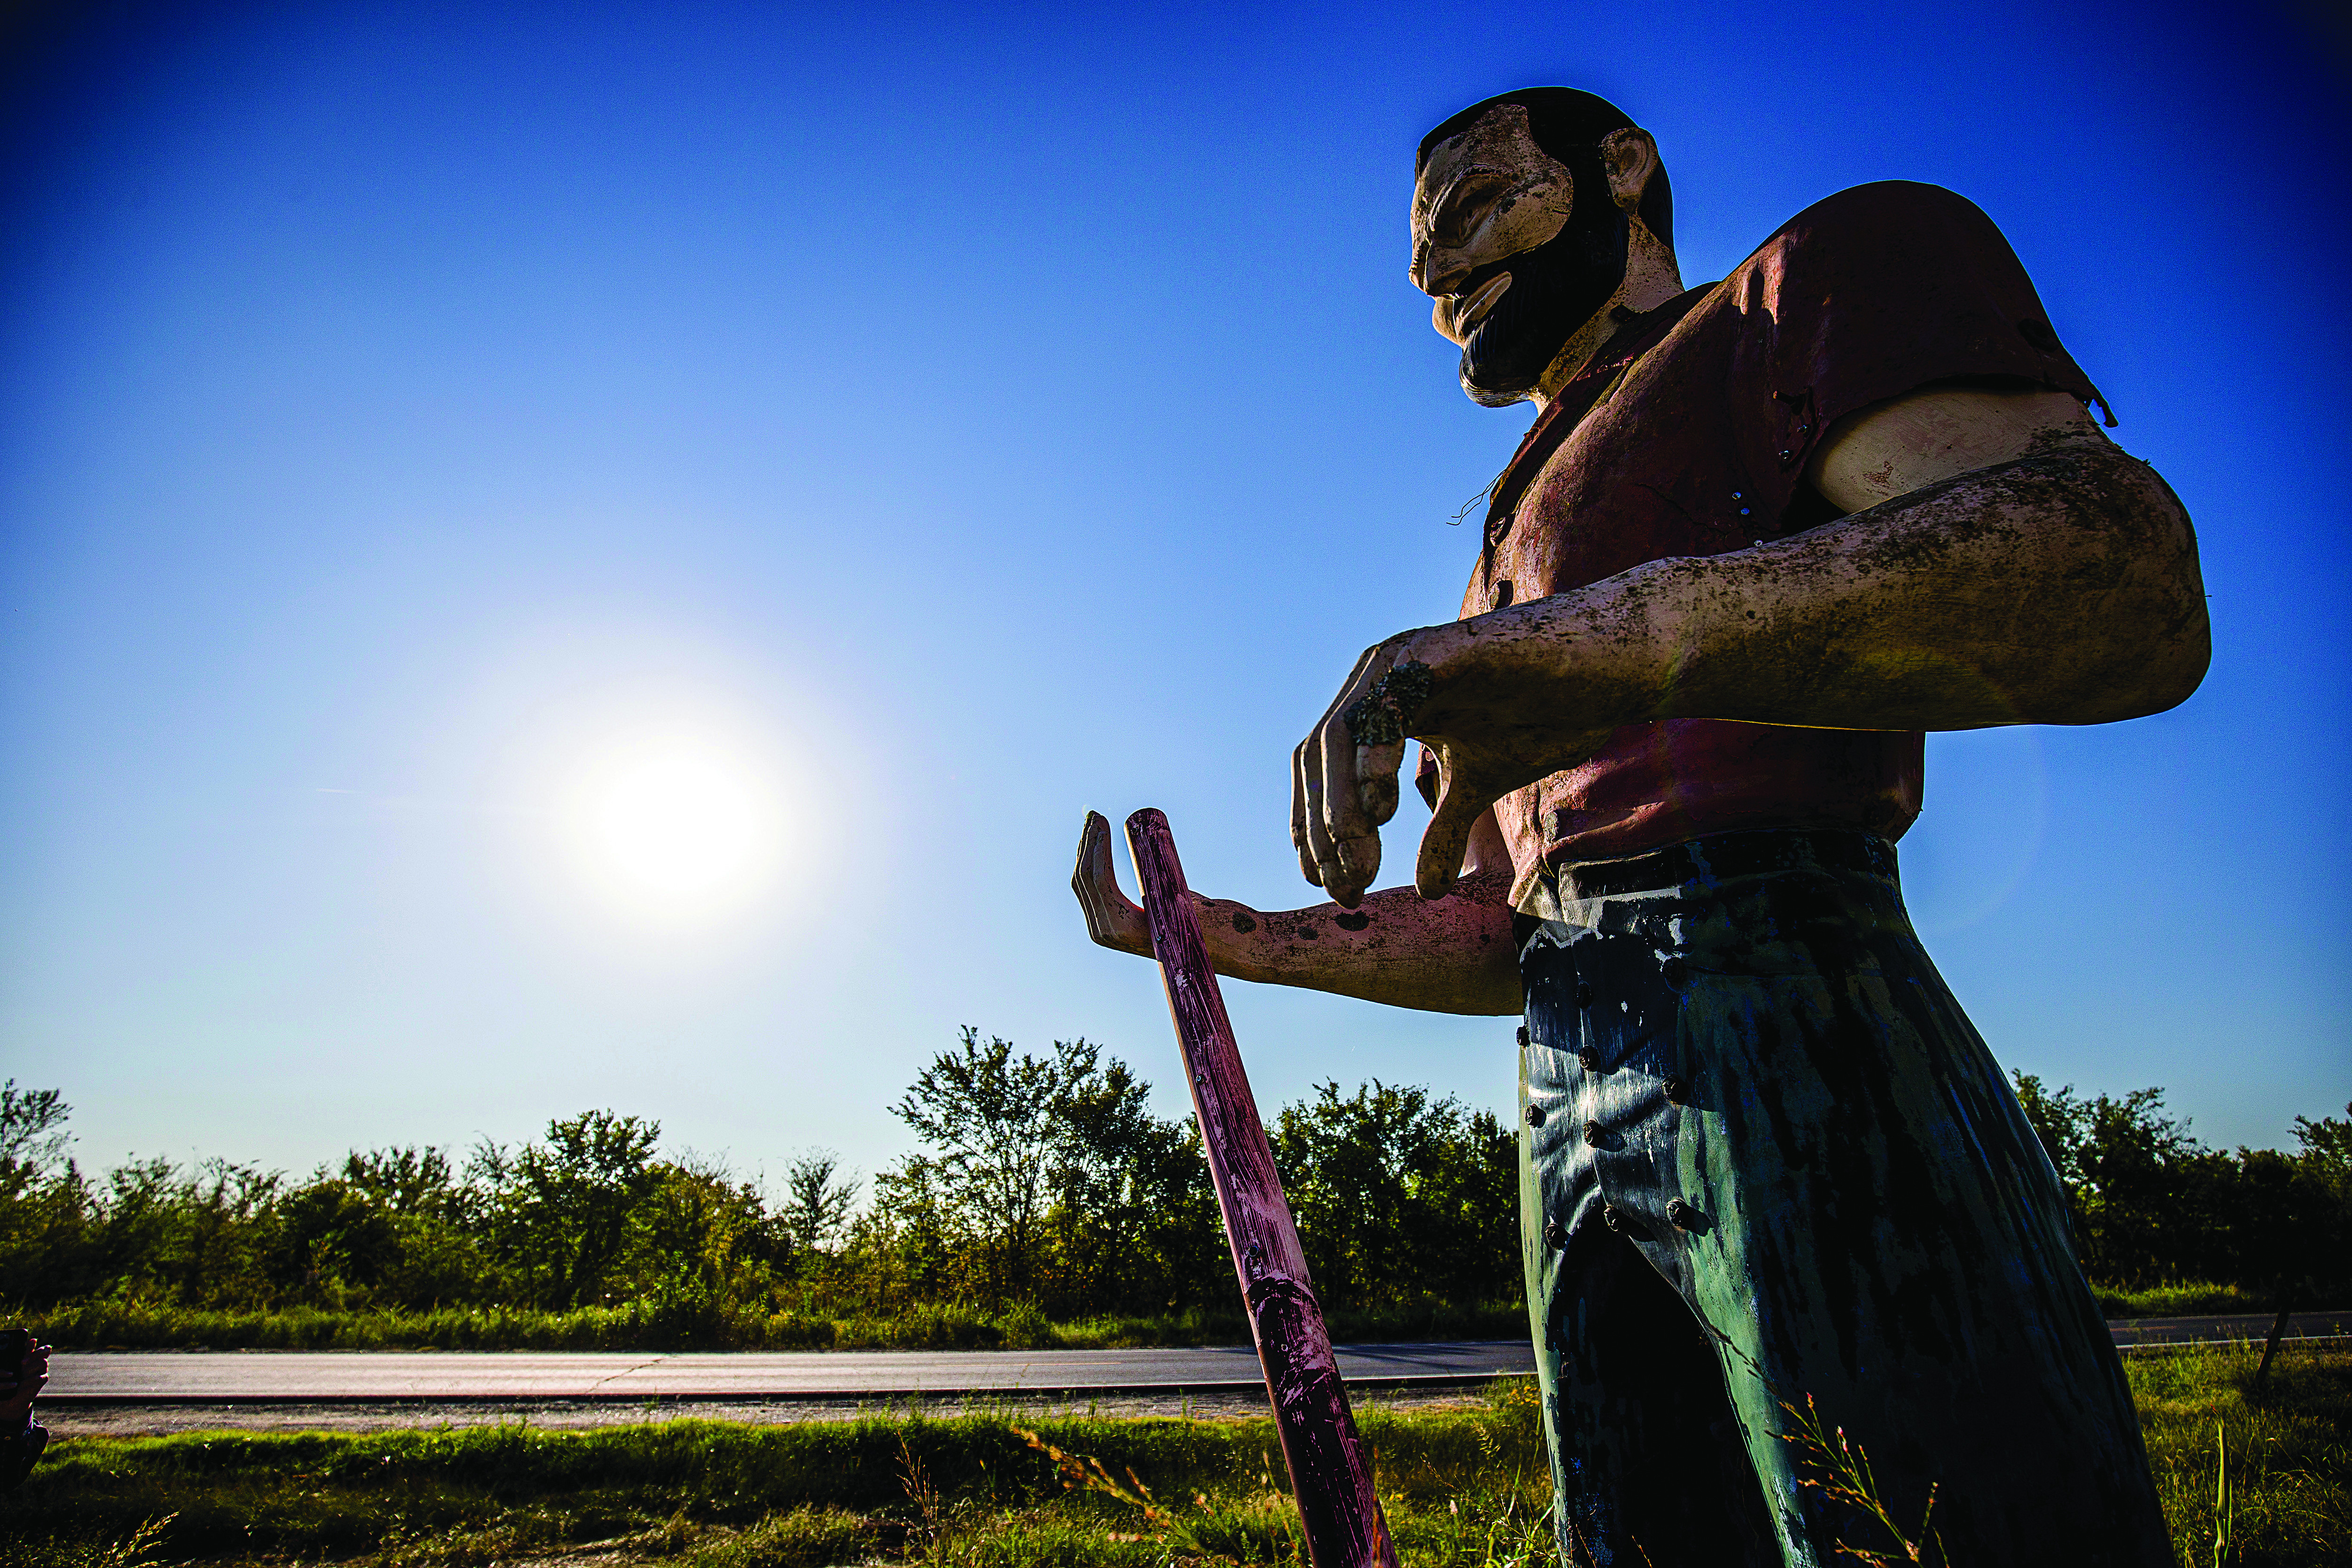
1077, 87, 2202, 1567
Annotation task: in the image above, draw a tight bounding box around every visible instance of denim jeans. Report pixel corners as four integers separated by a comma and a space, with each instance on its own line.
1515, 829, 2169, 1568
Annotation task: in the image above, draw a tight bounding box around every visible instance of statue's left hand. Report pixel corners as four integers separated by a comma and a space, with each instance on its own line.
1072, 811, 1153, 957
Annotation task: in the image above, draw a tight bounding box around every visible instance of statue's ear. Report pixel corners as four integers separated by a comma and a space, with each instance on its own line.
1600, 126, 1661, 216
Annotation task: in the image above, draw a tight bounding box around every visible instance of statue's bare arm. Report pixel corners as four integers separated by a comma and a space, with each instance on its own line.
1295, 386, 2211, 905
1071, 809, 1525, 1015
1071, 384, 2206, 1009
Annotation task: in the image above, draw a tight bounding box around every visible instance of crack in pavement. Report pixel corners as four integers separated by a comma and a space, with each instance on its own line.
582, 1356, 670, 1396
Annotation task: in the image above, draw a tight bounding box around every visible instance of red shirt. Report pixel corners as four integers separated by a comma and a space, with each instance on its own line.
1418, 182, 2104, 903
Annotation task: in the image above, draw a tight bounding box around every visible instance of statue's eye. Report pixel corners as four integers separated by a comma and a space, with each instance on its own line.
1433, 176, 1510, 249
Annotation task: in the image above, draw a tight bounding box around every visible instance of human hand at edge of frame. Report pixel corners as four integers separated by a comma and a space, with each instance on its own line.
0, 1340, 49, 1428
1072, 811, 1153, 958
1292, 623, 1618, 907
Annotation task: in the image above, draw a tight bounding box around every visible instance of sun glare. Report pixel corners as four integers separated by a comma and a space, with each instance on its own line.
556, 727, 788, 928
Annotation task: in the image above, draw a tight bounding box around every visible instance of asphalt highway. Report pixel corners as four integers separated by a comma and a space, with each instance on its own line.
42, 1312, 2349, 1407
47, 1340, 1521, 1405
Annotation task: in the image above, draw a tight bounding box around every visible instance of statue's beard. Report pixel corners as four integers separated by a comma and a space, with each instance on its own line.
1458, 201, 1630, 406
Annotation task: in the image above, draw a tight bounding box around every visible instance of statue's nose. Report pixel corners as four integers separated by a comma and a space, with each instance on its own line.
1418, 250, 1473, 299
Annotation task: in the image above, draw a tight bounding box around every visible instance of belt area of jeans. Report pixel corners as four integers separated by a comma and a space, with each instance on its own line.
1550, 828, 1897, 902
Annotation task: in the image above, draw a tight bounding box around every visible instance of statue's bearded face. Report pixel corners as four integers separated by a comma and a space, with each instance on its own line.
1411, 104, 1629, 405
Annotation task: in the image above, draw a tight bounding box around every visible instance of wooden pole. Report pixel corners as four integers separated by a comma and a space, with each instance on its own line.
2254, 1290, 2293, 1393
1124, 808, 1397, 1568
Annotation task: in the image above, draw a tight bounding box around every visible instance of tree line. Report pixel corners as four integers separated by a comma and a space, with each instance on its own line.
0, 1029, 1517, 1329
2012, 1076, 2350, 1303
0, 1040, 2344, 1336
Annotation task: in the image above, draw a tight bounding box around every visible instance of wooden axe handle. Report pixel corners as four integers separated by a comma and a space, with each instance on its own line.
1124, 808, 1396, 1568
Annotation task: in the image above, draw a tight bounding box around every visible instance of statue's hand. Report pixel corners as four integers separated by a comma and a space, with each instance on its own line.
1072, 810, 1153, 957
1293, 618, 1620, 906
1291, 639, 1413, 908
0, 1340, 47, 1425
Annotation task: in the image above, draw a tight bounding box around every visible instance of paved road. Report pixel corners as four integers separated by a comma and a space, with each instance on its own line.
46, 1340, 1529, 1405
41, 1312, 2348, 1407
2111, 1309, 2349, 1351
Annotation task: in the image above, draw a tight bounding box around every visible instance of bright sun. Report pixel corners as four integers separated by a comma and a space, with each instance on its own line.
556, 729, 787, 927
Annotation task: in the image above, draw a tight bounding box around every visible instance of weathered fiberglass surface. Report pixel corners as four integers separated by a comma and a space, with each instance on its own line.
1439, 181, 2110, 884
1514, 828, 2170, 1568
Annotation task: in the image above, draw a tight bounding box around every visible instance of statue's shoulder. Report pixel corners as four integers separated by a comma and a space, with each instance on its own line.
1658, 178, 2101, 454
1727, 181, 2026, 289
1779, 179, 1995, 234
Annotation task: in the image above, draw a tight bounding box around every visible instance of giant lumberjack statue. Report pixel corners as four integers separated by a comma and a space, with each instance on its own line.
1076, 87, 2205, 1566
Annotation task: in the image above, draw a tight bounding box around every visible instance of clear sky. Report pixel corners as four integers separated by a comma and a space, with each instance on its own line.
2, 0, 2344, 1194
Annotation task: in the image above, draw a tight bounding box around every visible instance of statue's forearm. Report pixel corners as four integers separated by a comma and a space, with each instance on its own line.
1193, 871, 1522, 1016
1414, 442, 2210, 737
1074, 810, 1520, 1013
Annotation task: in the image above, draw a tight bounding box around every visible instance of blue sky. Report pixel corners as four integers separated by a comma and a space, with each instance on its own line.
2, 0, 2344, 1192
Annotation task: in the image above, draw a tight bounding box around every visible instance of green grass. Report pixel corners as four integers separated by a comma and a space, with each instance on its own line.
2098, 1281, 2279, 1319
1, 1389, 1556, 1567
41, 1283, 2266, 1353
4, 1346, 2344, 1566
2129, 1343, 2352, 1567
34, 1297, 1529, 1354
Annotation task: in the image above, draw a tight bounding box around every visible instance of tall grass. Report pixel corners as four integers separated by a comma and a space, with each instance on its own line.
2, 1348, 2342, 1567
33, 1297, 1528, 1353
2098, 1281, 2275, 1319
0, 1387, 1555, 1565
37, 1285, 2262, 1354
2130, 1343, 2352, 1566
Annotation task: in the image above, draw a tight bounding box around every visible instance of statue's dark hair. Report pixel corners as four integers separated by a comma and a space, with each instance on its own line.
1416, 87, 1672, 248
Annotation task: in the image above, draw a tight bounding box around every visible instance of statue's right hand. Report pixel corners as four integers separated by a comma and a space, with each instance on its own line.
1072, 811, 1153, 957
